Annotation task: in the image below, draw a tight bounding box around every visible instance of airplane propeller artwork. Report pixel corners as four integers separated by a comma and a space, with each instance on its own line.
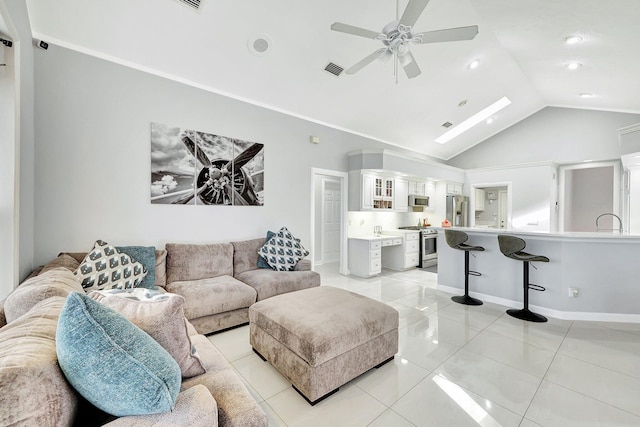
172, 135, 264, 205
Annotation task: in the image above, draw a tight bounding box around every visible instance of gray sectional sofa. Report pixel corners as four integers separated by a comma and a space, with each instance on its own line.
0, 237, 321, 426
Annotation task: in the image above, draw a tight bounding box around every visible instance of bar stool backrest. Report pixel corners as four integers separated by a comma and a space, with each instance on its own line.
497, 235, 526, 259
445, 230, 469, 249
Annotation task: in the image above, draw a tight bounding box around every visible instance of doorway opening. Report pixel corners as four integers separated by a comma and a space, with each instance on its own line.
558, 161, 621, 232
310, 168, 348, 275
470, 184, 511, 229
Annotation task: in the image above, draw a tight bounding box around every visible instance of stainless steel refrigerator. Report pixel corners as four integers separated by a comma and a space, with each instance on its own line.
446, 195, 468, 227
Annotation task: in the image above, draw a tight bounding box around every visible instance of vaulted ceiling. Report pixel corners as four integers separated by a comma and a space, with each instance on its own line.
25, 0, 640, 160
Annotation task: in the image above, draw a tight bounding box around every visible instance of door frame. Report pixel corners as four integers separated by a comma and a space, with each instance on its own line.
469, 182, 512, 229
320, 177, 341, 264
557, 160, 621, 233
310, 168, 349, 275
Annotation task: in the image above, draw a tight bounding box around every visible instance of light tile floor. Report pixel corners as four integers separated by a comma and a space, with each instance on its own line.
207, 263, 640, 427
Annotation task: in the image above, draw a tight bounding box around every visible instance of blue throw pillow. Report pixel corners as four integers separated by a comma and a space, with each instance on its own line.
116, 246, 156, 288
257, 231, 275, 269
56, 292, 181, 417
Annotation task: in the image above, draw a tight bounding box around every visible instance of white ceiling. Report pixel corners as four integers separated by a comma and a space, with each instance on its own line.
24, 0, 640, 160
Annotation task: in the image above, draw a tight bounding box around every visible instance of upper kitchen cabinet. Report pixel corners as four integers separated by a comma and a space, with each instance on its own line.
408, 181, 426, 196
446, 182, 463, 195
395, 178, 409, 211
349, 171, 408, 211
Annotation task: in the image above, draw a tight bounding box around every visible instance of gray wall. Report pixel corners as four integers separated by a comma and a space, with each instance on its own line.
0, 0, 35, 297
449, 107, 640, 169
32, 46, 404, 266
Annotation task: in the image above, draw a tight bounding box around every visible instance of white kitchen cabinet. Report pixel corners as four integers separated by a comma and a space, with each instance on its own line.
362, 174, 374, 210
425, 181, 436, 212
381, 232, 420, 270
475, 188, 486, 211
408, 180, 426, 196
348, 238, 382, 278
447, 182, 463, 195
394, 178, 409, 211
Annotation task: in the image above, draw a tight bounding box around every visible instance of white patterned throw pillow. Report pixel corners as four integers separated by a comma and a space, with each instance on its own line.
257, 227, 309, 271
75, 240, 147, 292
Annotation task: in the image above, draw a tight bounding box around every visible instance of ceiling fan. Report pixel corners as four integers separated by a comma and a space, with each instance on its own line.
331, 0, 479, 80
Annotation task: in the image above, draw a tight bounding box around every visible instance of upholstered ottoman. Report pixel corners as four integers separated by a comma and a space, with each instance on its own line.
249, 286, 399, 404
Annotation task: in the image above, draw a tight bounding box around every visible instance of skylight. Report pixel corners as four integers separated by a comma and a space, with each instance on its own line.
435, 97, 512, 144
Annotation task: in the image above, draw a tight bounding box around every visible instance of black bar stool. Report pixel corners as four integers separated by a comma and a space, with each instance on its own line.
497, 235, 549, 323
445, 230, 485, 306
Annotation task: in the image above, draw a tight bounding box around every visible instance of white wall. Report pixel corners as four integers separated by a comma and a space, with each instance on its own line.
32, 46, 412, 266
466, 163, 556, 232
629, 168, 640, 234
449, 107, 640, 170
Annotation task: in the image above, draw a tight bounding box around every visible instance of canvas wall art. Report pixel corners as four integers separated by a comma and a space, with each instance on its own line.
150, 123, 264, 205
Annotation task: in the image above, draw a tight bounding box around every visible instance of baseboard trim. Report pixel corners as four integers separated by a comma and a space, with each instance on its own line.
437, 284, 640, 323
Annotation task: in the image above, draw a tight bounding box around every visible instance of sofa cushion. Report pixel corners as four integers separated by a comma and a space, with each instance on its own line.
75, 240, 147, 292
257, 227, 309, 271
155, 249, 168, 288
116, 246, 156, 289
166, 275, 256, 320
0, 297, 79, 427
40, 253, 81, 274
166, 243, 233, 284
56, 292, 181, 417
89, 288, 206, 378
231, 237, 266, 276
237, 269, 321, 301
257, 231, 276, 269
4, 268, 85, 323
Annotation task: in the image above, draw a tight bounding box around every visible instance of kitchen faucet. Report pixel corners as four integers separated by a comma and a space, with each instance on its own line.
595, 213, 623, 233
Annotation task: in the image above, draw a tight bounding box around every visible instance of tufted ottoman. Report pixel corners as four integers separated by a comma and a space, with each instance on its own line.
248, 286, 399, 404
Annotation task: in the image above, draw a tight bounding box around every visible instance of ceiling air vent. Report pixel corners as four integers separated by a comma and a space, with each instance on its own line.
442, 122, 453, 128
324, 62, 344, 77
175, 0, 201, 10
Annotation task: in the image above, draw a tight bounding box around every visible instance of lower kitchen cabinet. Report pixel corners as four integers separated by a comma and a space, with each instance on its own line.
348, 239, 382, 278
381, 232, 420, 270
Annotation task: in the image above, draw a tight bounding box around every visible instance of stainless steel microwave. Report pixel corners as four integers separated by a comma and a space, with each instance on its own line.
409, 195, 430, 207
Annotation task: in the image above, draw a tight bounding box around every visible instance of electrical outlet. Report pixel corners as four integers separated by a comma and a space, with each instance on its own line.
568, 287, 579, 298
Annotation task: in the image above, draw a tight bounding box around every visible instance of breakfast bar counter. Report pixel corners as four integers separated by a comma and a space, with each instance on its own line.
436, 227, 640, 322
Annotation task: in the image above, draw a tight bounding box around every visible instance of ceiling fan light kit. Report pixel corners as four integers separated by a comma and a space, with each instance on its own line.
330, 0, 479, 80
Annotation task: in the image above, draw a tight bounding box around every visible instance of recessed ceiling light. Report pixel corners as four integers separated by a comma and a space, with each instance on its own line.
486, 117, 495, 125
579, 92, 594, 98
566, 62, 582, 70
468, 59, 480, 70
565, 35, 583, 45
435, 96, 512, 144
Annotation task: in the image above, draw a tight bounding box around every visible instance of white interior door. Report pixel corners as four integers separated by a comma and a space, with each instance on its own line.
322, 180, 341, 263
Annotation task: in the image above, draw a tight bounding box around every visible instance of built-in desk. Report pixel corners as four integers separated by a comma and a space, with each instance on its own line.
437, 227, 640, 322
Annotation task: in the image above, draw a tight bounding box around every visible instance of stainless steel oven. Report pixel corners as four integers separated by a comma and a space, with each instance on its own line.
420, 229, 438, 268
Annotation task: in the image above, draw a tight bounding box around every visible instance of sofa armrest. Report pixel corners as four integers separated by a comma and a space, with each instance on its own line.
294, 259, 311, 271
102, 385, 218, 427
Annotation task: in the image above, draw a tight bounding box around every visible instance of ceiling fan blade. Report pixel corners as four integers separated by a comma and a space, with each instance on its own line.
181, 135, 212, 166
346, 49, 387, 74
331, 22, 381, 39
399, 0, 430, 28
414, 26, 479, 44
400, 51, 421, 79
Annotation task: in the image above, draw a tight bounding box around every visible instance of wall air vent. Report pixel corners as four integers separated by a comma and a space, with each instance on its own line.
175, 0, 201, 10
442, 122, 453, 128
324, 62, 344, 77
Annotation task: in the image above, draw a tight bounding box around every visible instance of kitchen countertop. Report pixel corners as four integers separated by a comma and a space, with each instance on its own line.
348, 234, 402, 241
436, 226, 640, 242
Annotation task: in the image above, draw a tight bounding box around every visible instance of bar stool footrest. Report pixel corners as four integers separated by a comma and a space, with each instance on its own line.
507, 308, 547, 323
528, 284, 545, 292
452, 295, 483, 306
468, 271, 481, 277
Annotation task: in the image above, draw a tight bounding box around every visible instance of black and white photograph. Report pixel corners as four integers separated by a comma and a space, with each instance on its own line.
150, 122, 264, 206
